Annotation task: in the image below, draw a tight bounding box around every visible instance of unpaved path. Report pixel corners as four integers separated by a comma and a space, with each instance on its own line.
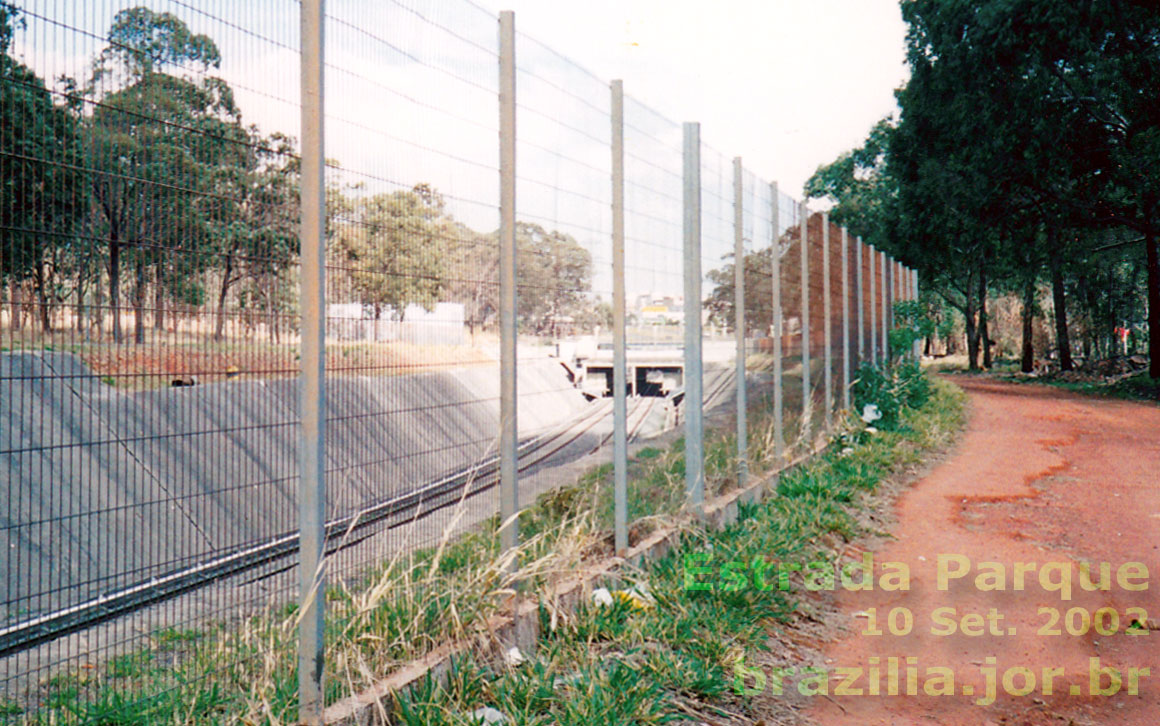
805, 377, 1160, 726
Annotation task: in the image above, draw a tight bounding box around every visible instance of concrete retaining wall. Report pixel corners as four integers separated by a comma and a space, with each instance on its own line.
0, 352, 586, 621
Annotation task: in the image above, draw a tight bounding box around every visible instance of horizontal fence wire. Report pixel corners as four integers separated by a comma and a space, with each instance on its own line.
0, 0, 914, 721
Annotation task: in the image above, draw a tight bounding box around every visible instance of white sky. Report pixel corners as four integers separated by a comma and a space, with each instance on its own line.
476, 0, 910, 198
9, 0, 909, 296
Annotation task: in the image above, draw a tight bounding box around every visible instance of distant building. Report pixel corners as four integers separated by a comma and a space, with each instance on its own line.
326, 302, 466, 345
635, 295, 683, 324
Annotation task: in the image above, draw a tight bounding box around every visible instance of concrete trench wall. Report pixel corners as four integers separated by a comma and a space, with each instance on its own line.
0, 352, 586, 621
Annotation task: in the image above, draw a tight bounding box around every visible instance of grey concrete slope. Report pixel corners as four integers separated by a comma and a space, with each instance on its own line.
1, 352, 586, 623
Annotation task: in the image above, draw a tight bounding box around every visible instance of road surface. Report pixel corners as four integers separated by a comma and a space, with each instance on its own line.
807, 377, 1160, 726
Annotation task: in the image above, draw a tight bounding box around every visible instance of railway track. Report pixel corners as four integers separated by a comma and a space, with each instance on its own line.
0, 391, 665, 657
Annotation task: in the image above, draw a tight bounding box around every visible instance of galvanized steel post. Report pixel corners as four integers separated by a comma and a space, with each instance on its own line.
297, 0, 326, 720
611, 80, 628, 554
498, 10, 519, 567
880, 249, 889, 362
912, 268, 923, 360
891, 259, 899, 329
770, 182, 785, 458
841, 227, 850, 411
683, 123, 704, 509
733, 158, 747, 487
800, 201, 810, 439
856, 237, 864, 367
868, 245, 878, 365
822, 212, 832, 430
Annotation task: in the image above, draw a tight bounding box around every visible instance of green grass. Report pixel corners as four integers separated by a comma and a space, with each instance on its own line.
372, 378, 966, 725
1028, 370, 1160, 404
7, 375, 963, 726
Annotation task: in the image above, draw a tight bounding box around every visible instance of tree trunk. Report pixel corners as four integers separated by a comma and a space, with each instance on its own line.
269, 279, 280, 344
964, 298, 980, 371
6, 283, 17, 331
1049, 252, 1073, 371
154, 263, 165, 332
94, 271, 104, 338
134, 257, 146, 345
1021, 279, 1035, 373
33, 261, 52, 333
215, 258, 233, 341
1146, 229, 1160, 379
110, 242, 123, 343
75, 277, 86, 335
980, 263, 992, 369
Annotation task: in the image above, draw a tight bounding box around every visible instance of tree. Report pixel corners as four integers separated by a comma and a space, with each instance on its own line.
85, 7, 247, 343
810, 0, 1160, 374
332, 184, 450, 320
208, 131, 299, 340
447, 223, 500, 337
893, 0, 1160, 377
0, 2, 88, 331
703, 246, 777, 336
441, 221, 594, 338
804, 118, 896, 249
514, 222, 592, 336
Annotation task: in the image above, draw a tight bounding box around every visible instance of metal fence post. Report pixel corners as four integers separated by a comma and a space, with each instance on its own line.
880, 250, 889, 363
770, 182, 785, 458
498, 10, 519, 567
912, 267, 923, 360
683, 123, 704, 509
868, 245, 878, 366
733, 158, 747, 487
891, 259, 898, 329
856, 236, 864, 368
610, 80, 628, 554
822, 212, 832, 430
841, 227, 850, 411
297, 0, 326, 720
800, 202, 810, 440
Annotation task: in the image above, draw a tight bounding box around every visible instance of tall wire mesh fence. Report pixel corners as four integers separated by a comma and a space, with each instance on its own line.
0, 1, 918, 721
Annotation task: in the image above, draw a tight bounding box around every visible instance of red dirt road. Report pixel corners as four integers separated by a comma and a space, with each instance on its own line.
808, 377, 1160, 726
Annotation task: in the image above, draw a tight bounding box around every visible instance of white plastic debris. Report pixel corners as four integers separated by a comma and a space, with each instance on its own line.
592, 587, 614, 607
861, 404, 882, 423
503, 646, 525, 667
466, 706, 509, 724
840, 447, 855, 456
865, 426, 878, 434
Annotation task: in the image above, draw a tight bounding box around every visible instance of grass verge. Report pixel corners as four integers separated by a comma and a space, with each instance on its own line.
1018, 370, 1160, 404
373, 378, 966, 725
6, 375, 962, 725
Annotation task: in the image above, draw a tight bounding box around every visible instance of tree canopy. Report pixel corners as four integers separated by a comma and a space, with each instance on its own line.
0, 4, 601, 345
807, 0, 1160, 376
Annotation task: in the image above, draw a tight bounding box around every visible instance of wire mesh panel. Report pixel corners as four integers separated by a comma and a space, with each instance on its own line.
799, 207, 822, 436
623, 96, 683, 352
319, 0, 503, 583
822, 215, 847, 417
737, 167, 780, 470
771, 189, 806, 450
2, 0, 311, 720
1, 0, 901, 721
842, 226, 861, 393
509, 28, 615, 506
699, 143, 735, 439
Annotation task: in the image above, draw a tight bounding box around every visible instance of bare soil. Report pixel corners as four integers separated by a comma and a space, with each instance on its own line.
794, 377, 1160, 725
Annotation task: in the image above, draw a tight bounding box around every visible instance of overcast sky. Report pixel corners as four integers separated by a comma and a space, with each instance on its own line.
476, 0, 911, 198
9, 0, 910, 296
